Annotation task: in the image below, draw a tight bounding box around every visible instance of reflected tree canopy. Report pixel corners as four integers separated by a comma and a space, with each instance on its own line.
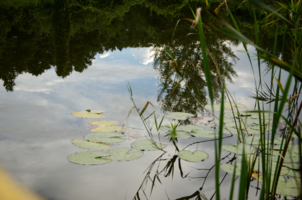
0, 0, 289, 93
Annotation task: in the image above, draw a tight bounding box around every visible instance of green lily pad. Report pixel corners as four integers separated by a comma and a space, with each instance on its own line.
249, 124, 272, 131
224, 128, 241, 135
224, 112, 238, 118
91, 126, 126, 132
205, 103, 246, 112
67, 152, 111, 165
277, 178, 301, 196
250, 113, 269, 119
191, 129, 217, 138
84, 132, 126, 143
224, 122, 237, 128
107, 148, 143, 161
222, 143, 256, 154
205, 104, 221, 111
89, 121, 119, 126
166, 131, 191, 138
178, 150, 208, 162
177, 125, 205, 132
212, 118, 232, 124
72, 140, 111, 150
246, 127, 261, 134
166, 112, 194, 120
72, 111, 105, 118
160, 125, 173, 132
131, 139, 167, 151
220, 163, 242, 175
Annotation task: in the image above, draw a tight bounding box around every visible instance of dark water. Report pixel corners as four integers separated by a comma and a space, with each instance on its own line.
0, 1, 296, 200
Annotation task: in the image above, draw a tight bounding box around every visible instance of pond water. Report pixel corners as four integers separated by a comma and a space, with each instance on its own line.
0, 1, 300, 200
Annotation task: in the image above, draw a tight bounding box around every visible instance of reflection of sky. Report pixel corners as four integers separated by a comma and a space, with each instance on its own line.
0, 44, 299, 200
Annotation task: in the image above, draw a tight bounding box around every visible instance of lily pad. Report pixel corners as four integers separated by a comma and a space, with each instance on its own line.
250, 113, 269, 119
131, 139, 167, 151
222, 143, 256, 154
72, 140, 111, 150
166, 131, 191, 138
166, 112, 194, 120
89, 121, 119, 126
107, 148, 143, 161
224, 128, 241, 135
178, 150, 208, 162
220, 163, 242, 175
72, 111, 106, 118
224, 112, 238, 118
67, 152, 111, 165
91, 126, 126, 132
177, 125, 205, 132
224, 122, 237, 128
84, 132, 126, 143
160, 125, 173, 132
191, 129, 217, 138
205, 103, 246, 112
277, 178, 301, 196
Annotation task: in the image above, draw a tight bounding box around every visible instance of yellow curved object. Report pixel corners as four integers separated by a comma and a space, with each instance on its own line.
0, 167, 45, 200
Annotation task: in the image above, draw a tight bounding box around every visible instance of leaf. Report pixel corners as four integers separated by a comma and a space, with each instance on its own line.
277, 178, 301, 196
159, 125, 173, 132
88, 121, 119, 126
72, 111, 106, 118
205, 103, 246, 111
84, 132, 126, 143
166, 112, 194, 120
131, 139, 167, 151
178, 150, 208, 162
91, 126, 126, 132
67, 152, 111, 165
222, 143, 256, 154
166, 131, 191, 138
250, 113, 269, 119
72, 140, 111, 150
107, 148, 143, 161
220, 163, 242, 175
190, 129, 217, 138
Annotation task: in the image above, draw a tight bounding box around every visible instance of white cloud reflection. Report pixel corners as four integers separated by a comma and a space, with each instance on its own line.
130, 47, 154, 65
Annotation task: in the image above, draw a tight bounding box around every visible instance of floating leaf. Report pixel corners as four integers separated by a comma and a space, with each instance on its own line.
220, 163, 242, 175
191, 129, 216, 138
222, 143, 256, 154
72, 111, 105, 118
224, 127, 240, 135
91, 126, 126, 132
277, 178, 301, 196
249, 124, 272, 131
178, 150, 208, 162
190, 116, 213, 124
224, 112, 237, 118
88, 121, 119, 126
131, 139, 167, 151
224, 122, 236, 128
159, 125, 173, 132
205, 102, 246, 112
166, 112, 194, 120
84, 132, 126, 143
166, 131, 191, 138
250, 113, 269, 119
72, 140, 111, 150
177, 125, 205, 132
107, 148, 143, 161
67, 152, 111, 165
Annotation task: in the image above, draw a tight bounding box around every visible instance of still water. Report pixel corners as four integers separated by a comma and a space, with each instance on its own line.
0, 1, 296, 200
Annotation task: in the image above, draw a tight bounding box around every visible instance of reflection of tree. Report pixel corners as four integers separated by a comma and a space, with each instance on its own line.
52, 0, 71, 77
153, 19, 238, 115
0, 0, 292, 91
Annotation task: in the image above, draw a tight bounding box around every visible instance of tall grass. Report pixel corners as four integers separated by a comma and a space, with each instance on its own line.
192, 0, 302, 199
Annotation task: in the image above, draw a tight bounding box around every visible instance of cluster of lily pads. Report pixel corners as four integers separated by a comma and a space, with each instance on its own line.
68, 110, 170, 165
161, 103, 300, 197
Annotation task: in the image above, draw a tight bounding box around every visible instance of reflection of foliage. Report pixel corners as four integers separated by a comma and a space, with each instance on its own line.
0, 0, 292, 91
153, 18, 238, 115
